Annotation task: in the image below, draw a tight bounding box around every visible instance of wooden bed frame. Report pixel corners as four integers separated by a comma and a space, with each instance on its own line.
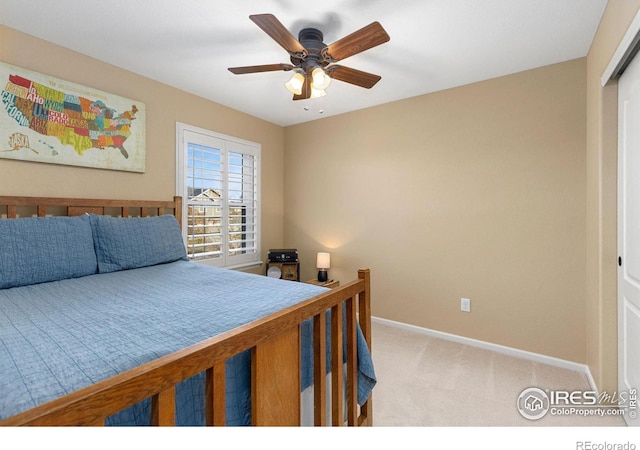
0, 196, 373, 427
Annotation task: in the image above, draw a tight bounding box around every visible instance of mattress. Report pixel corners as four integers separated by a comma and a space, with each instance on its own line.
0, 260, 376, 425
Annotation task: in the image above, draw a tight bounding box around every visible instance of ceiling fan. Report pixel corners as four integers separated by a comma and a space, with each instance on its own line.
228, 14, 390, 100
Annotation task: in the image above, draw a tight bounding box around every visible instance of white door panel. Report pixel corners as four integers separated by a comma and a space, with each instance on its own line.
619, 49, 640, 427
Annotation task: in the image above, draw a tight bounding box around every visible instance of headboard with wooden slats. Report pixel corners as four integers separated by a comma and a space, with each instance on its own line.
0, 196, 183, 228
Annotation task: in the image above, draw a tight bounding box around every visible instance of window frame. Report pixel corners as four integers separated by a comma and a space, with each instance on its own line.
176, 122, 261, 269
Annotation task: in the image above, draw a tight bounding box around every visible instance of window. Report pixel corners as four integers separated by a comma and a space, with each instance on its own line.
176, 123, 260, 269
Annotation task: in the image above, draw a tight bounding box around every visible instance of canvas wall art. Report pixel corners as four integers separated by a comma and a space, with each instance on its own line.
0, 62, 145, 172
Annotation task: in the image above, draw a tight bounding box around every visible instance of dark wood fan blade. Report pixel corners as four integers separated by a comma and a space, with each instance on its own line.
328, 65, 382, 89
250, 14, 306, 56
325, 22, 390, 61
293, 75, 311, 100
228, 63, 294, 74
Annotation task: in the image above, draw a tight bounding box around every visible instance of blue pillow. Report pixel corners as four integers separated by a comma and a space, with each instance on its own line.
89, 214, 187, 273
0, 215, 98, 289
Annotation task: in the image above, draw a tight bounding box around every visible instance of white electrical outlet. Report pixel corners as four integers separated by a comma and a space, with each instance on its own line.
461, 298, 471, 312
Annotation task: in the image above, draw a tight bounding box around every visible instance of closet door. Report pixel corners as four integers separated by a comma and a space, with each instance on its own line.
618, 48, 640, 427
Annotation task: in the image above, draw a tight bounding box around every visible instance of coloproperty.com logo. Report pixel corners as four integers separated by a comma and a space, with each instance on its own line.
517, 386, 637, 420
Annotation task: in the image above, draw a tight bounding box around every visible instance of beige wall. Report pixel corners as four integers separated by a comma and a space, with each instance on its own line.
586, 0, 640, 393
284, 59, 587, 362
0, 25, 285, 274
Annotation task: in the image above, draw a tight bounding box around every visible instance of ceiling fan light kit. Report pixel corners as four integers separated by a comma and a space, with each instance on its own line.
228, 13, 390, 101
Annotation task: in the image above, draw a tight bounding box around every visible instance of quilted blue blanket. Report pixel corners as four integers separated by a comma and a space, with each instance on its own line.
0, 260, 376, 425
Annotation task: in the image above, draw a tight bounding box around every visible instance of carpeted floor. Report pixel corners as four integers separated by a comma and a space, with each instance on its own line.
370, 320, 626, 427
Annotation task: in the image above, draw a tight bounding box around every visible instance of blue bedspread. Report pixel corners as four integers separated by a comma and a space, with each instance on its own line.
0, 261, 376, 425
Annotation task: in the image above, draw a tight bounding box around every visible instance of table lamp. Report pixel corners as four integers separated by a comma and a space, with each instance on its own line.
316, 252, 330, 282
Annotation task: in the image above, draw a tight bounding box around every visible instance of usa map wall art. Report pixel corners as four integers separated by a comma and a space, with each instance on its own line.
0, 62, 145, 172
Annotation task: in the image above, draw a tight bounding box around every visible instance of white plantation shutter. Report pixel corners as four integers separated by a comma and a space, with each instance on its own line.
176, 123, 260, 268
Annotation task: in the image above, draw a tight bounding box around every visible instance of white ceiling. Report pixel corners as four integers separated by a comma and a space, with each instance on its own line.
0, 0, 607, 127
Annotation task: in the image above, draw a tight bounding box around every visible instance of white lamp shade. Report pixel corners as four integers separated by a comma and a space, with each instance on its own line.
285, 72, 305, 95
316, 252, 330, 269
310, 87, 327, 98
311, 67, 331, 90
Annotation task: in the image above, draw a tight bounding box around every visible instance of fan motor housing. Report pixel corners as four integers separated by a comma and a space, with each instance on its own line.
292, 28, 328, 68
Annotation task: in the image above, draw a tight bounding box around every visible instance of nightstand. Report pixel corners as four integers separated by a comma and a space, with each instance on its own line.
305, 279, 340, 289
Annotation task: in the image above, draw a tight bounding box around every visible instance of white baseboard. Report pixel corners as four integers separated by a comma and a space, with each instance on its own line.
372, 316, 595, 389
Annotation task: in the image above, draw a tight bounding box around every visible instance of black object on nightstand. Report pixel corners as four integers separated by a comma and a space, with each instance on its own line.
305, 279, 340, 289
266, 249, 300, 281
